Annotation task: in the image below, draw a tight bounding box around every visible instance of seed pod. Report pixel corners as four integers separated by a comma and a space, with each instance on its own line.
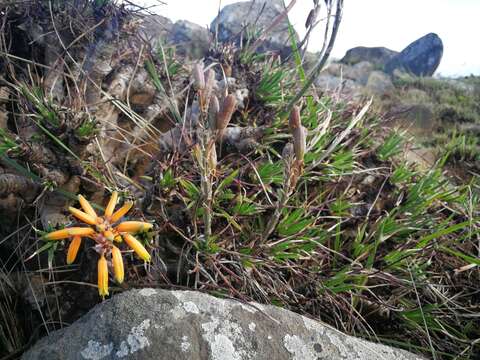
111, 246, 124, 284
98, 255, 109, 298
66, 235, 82, 264
216, 94, 236, 131
208, 95, 220, 129
208, 143, 217, 172
192, 62, 205, 90
293, 126, 307, 162
204, 69, 216, 103
104, 191, 118, 217
289, 105, 301, 132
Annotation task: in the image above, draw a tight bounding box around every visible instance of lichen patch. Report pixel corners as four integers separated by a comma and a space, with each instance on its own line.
80, 340, 113, 360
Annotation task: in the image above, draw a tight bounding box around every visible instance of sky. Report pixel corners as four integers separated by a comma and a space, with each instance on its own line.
136, 0, 480, 77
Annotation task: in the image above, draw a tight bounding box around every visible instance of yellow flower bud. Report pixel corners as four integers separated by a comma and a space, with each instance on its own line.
68, 207, 97, 225
110, 202, 133, 223
98, 255, 109, 298
111, 246, 124, 284
116, 221, 153, 233
66, 235, 82, 264
104, 230, 115, 242
44, 227, 95, 240
123, 233, 151, 262
104, 191, 118, 217
78, 195, 97, 218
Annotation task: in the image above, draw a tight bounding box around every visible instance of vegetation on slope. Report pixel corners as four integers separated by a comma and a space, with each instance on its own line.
0, 1, 479, 359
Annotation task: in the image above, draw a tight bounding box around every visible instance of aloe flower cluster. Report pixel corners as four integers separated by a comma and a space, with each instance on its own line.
43, 192, 152, 298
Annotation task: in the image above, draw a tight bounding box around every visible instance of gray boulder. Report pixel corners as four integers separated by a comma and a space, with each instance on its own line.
341, 46, 399, 67
23, 289, 424, 360
385, 33, 443, 76
211, 0, 298, 57
169, 20, 212, 59
140, 16, 211, 59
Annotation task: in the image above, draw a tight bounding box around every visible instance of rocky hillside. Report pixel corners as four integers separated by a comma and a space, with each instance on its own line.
0, 1, 479, 359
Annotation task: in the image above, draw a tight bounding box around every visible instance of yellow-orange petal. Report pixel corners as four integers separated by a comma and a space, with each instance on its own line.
123, 233, 151, 262
98, 255, 109, 298
66, 235, 82, 264
114, 235, 123, 243
69, 207, 97, 225
103, 230, 115, 242
44, 227, 95, 240
110, 201, 133, 223
78, 195, 97, 218
104, 191, 118, 217
116, 221, 153, 233
111, 246, 124, 283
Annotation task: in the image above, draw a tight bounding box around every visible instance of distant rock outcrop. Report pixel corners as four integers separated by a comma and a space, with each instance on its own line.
385, 33, 443, 76
210, 0, 299, 57
341, 46, 399, 67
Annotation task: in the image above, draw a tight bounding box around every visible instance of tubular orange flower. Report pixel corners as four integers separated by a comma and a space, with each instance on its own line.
110, 201, 133, 223
68, 207, 97, 225
44, 227, 95, 240
123, 233, 151, 262
116, 221, 153, 233
104, 191, 118, 217
78, 195, 97, 218
98, 255, 109, 298
111, 246, 124, 283
66, 235, 82, 264
103, 230, 115, 241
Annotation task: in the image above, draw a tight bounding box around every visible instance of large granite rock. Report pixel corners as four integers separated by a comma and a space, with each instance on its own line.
340, 46, 399, 67
211, 0, 298, 57
22, 289, 424, 360
140, 16, 211, 59
385, 33, 443, 76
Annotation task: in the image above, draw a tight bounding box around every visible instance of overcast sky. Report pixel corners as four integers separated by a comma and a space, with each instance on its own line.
136, 0, 480, 77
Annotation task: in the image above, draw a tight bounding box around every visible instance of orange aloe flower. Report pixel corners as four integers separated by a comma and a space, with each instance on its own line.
43, 191, 153, 298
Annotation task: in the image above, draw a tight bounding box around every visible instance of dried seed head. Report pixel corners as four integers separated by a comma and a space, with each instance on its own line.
208, 143, 217, 172
282, 142, 295, 161
192, 62, 205, 90
204, 69, 216, 99
216, 94, 236, 131
289, 105, 301, 132
293, 126, 307, 162
208, 95, 220, 129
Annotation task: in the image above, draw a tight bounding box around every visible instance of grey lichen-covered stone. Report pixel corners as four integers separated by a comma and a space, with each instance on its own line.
169, 20, 212, 59
385, 33, 443, 77
211, 0, 298, 57
22, 289, 424, 360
